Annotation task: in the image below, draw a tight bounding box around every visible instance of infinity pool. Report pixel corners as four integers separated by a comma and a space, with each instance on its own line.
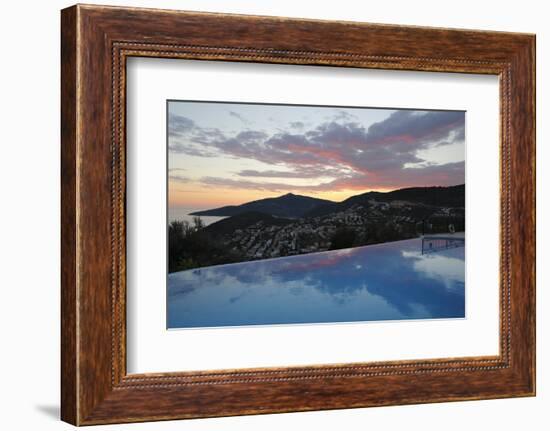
167, 238, 465, 329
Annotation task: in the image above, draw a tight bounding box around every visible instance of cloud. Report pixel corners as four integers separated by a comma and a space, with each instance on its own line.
365, 110, 464, 147
169, 174, 191, 183
289, 121, 305, 130
237, 169, 318, 179
236, 166, 345, 179
199, 176, 303, 192
333, 110, 357, 122
229, 111, 249, 124
200, 160, 464, 193
168, 109, 465, 191
168, 114, 195, 137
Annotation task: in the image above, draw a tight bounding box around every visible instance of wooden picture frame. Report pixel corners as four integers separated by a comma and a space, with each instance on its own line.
61, 4, 535, 425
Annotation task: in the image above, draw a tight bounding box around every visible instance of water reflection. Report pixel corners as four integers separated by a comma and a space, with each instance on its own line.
168, 238, 465, 329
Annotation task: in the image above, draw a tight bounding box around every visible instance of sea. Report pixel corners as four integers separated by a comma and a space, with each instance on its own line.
168, 207, 227, 227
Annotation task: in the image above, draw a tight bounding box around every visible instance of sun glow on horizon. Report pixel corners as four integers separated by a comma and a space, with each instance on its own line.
168, 101, 465, 211
168, 184, 440, 210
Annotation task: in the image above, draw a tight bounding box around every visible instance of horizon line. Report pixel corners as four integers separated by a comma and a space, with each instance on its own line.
169, 183, 465, 210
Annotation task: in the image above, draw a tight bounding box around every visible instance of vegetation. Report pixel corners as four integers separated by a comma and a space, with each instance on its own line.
329, 228, 357, 250
168, 217, 243, 273
328, 221, 412, 251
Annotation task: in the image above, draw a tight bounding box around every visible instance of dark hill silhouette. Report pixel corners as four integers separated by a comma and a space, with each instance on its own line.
306, 184, 465, 217
191, 185, 465, 220
190, 193, 334, 218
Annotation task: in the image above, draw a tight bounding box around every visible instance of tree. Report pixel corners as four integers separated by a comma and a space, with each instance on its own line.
193, 216, 204, 230
329, 228, 356, 250
168, 217, 244, 273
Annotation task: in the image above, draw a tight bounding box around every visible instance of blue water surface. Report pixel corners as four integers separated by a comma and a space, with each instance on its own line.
167, 238, 465, 329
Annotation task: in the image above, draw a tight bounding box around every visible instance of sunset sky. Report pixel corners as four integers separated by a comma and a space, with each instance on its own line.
168, 101, 465, 210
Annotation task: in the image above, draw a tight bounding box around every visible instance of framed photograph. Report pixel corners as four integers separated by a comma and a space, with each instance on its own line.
61, 4, 535, 425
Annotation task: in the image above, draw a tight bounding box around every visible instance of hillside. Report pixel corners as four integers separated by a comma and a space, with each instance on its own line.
306, 184, 465, 217
190, 193, 334, 218
170, 184, 465, 272
204, 211, 294, 236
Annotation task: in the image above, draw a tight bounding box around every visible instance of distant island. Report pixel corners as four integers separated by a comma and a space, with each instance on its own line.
169, 184, 465, 273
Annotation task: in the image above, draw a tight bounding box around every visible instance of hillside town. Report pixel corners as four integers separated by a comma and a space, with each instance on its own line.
211, 199, 464, 261
168, 185, 465, 273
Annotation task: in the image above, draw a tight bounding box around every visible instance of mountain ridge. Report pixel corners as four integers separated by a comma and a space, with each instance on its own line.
190, 193, 334, 218
190, 184, 465, 220
306, 184, 465, 217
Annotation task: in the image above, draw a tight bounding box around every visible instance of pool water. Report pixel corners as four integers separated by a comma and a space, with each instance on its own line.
167, 238, 465, 329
